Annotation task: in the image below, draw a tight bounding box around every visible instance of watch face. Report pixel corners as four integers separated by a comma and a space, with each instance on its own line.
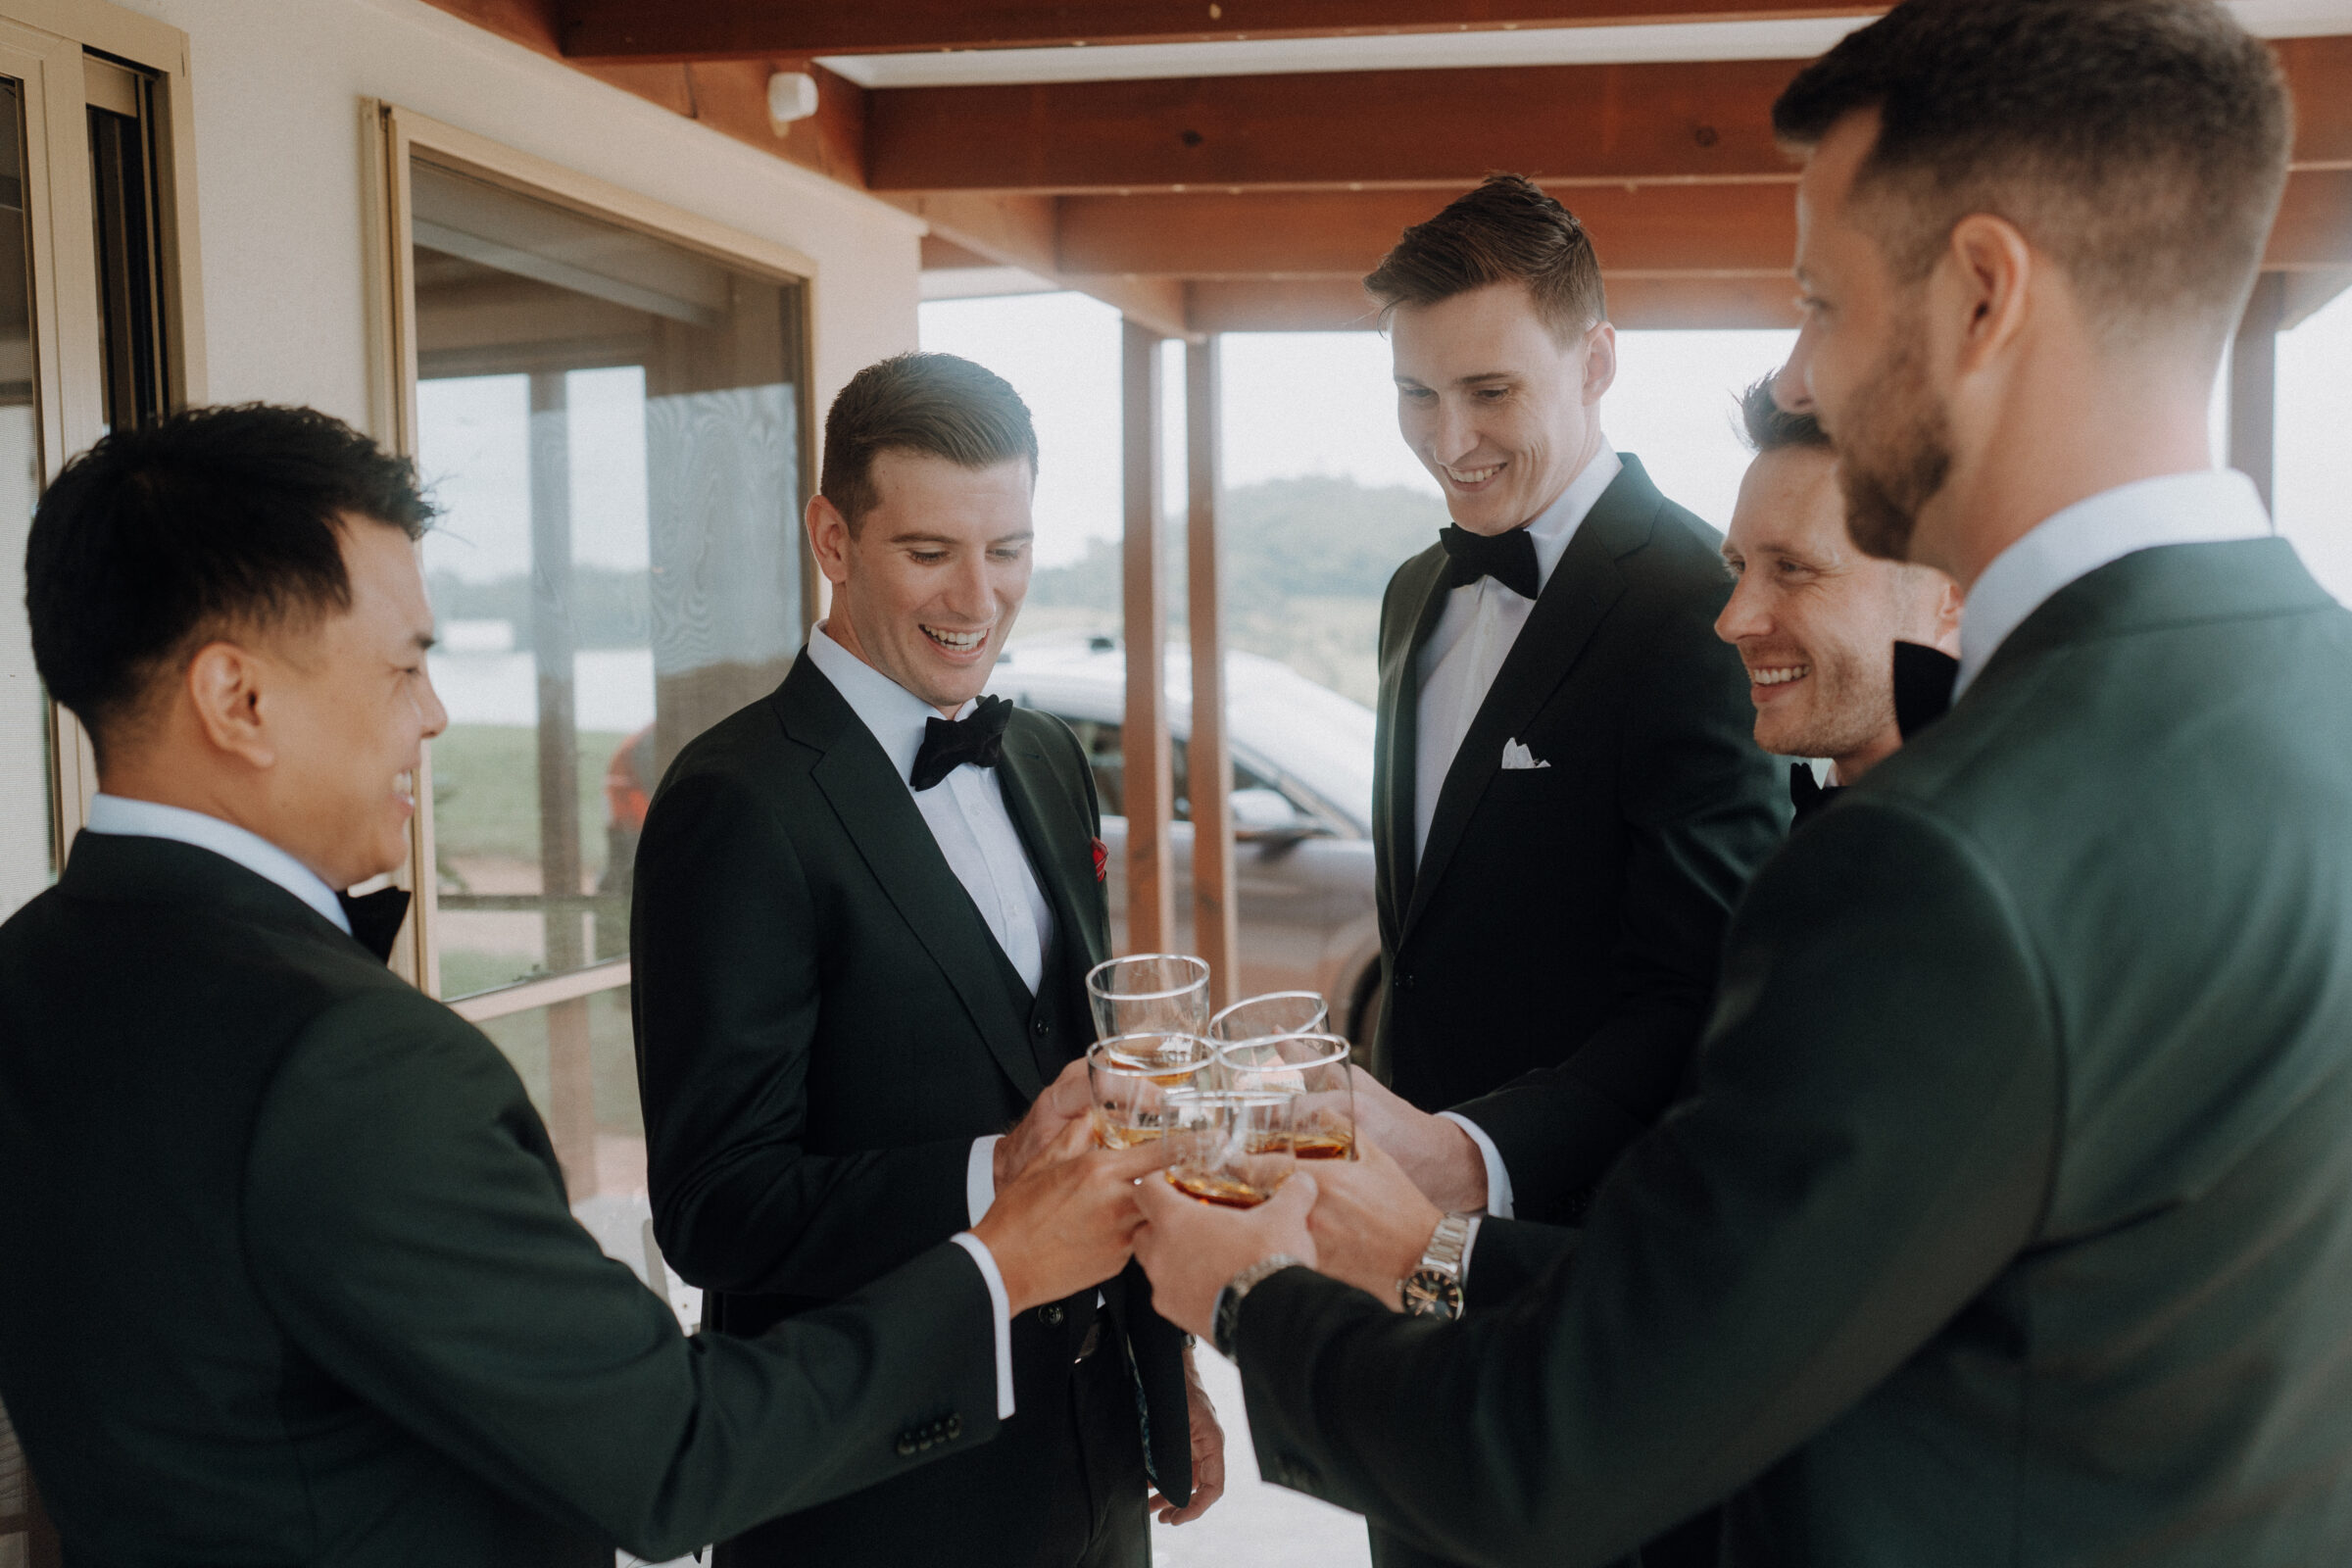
1402, 1269, 1464, 1320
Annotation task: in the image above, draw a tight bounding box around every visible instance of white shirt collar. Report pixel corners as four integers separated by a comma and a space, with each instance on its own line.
1523, 439, 1622, 597
1955, 468, 2272, 699
84, 794, 352, 934
806, 624, 975, 783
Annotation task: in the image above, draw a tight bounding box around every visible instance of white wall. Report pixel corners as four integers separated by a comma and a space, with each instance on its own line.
122, 0, 924, 429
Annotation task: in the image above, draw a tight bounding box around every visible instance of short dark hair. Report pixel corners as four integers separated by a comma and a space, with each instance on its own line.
819, 352, 1038, 529
1738, 375, 1831, 455
1364, 174, 1607, 342
1773, 0, 2290, 348
26, 403, 432, 754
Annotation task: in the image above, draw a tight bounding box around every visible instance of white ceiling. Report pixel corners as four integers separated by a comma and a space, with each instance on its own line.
821, 0, 2352, 90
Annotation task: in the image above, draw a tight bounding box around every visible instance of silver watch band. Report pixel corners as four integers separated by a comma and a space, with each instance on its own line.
1419, 1211, 1477, 1277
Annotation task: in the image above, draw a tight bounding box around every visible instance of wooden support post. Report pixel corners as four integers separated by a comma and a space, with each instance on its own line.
528, 369, 597, 1199
1185, 337, 1241, 1006
2230, 270, 2285, 513
1121, 319, 1176, 955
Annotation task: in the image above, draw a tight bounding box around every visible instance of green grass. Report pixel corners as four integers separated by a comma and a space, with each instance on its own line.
429, 722, 629, 879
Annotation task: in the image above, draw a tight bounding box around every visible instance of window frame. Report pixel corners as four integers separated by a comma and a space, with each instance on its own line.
362, 102, 821, 1011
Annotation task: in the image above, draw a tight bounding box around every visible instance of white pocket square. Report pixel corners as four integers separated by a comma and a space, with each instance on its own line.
1500, 739, 1552, 771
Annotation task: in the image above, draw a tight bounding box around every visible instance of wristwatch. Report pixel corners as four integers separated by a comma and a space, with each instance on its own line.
1211, 1253, 1303, 1359
1398, 1212, 1478, 1320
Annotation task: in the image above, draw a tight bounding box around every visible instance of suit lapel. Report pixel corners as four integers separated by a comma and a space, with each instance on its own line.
1375, 547, 1452, 949
996, 717, 1109, 980
1399, 461, 1659, 945
779, 662, 1048, 1102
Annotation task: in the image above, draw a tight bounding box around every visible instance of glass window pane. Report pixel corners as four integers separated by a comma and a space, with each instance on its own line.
412, 161, 808, 998
0, 77, 54, 922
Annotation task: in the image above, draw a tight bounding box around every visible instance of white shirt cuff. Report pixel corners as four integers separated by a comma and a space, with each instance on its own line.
946, 1232, 1016, 1420
1437, 1110, 1514, 1220
966, 1135, 1002, 1226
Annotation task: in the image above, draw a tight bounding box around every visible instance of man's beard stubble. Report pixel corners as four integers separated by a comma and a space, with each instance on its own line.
1836, 331, 1954, 564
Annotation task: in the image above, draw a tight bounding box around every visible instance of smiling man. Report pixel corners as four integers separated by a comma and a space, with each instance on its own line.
1134, 4, 2352, 1564
630, 352, 1216, 1568
0, 403, 1163, 1564
1346, 175, 1785, 1264
1716, 375, 1961, 822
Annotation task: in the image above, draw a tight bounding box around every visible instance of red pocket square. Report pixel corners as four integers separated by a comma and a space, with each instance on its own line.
1091, 837, 1108, 883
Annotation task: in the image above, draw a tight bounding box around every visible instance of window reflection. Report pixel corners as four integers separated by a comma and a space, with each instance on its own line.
411, 162, 809, 1000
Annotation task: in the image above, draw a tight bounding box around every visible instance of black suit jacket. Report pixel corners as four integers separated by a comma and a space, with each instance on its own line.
1238, 538, 2352, 1566
630, 656, 1191, 1564
1373, 454, 1786, 1216
0, 833, 999, 1567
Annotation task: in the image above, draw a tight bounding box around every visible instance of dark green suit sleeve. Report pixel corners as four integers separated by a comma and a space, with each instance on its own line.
244, 989, 1000, 1560
1237, 801, 2059, 1567
1452, 575, 1787, 1218
631, 766, 975, 1297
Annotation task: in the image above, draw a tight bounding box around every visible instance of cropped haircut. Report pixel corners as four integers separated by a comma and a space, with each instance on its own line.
25, 403, 433, 755
1364, 174, 1607, 343
819, 352, 1039, 530
1773, 0, 2291, 351
1739, 376, 1832, 455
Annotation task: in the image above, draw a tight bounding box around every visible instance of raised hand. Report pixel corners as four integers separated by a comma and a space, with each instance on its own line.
1347, 1065, 1490, 1212
994, 1055, 1095, 1188
973, 1116, 1170, 1313
1303, 1136, 1444, 1304
1133, 1169, 1319, 1341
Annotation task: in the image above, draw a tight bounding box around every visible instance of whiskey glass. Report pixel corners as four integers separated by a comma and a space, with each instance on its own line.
1215, 1032, 1355, 1161
1087, 1033, 1213, 1149
1208, 991, 1330, 1045
1164, 1089, 1297, 1208
1086, 954, 1212, 1039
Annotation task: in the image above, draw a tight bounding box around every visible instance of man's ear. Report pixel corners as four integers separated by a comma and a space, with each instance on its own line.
807, 492, 855, 585
1943, 213, 2035, 378
183, 640, 276, 770
1581, 321, 1619, 407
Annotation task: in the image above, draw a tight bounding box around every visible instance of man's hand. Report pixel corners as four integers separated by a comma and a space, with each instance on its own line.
995, 1056, 1094, 1188
973, 1117, 1168, 1314
1305, 1137, 1445, 1305
1348, 1066, 1489, 1212
1149, 1346, 1227, 1525
1133, 1170, 1318, 1340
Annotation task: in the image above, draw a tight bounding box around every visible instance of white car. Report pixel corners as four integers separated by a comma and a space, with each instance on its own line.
989, 637, 1384, 1044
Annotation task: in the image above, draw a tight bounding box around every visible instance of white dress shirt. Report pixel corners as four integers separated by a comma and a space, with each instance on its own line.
1956, 469, 2274, 700
1414, 441, 1622, 860
84, 794, 352, 934
1410, 442, 1621, 1222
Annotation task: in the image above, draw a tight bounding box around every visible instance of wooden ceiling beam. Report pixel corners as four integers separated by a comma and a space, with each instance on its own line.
870, 33, 2352, 193
556, 2, 1883, 63
1058, 181, 1797, 276
870, 57, 1801, 191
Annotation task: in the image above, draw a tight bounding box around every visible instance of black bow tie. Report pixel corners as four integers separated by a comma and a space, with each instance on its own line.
337, 886, 413, 965
1439, 524, 1542, 602
1788, 763, 1845, 827
1893, 642, 1961, 740
911, 695, 1014, 792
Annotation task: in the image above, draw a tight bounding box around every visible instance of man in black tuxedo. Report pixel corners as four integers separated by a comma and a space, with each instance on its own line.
1341, 175, 1786, 1243
0, 405, 1157, 1566
631, 352, 1216, 1568
1137, 4, 2352, 1564
1714, 376, 1961, 825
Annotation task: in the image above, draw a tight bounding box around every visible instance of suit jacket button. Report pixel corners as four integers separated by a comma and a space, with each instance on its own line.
1032, 1016, 1049, 1038
1040, 1302, 1064, 1327
1395, 972, 1415, 992
946, 1415, 962, 1440
896, 1436, 917, 1457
